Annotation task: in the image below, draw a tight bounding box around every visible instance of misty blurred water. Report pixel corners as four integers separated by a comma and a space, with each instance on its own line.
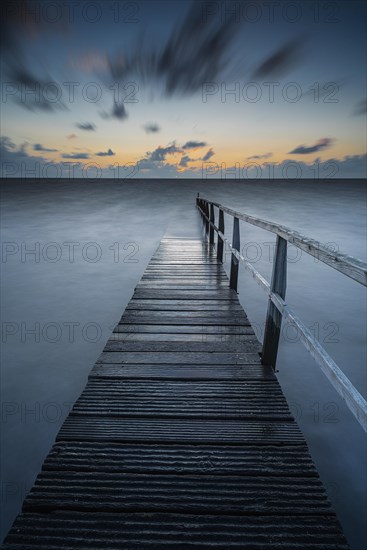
1, 179, 366, 548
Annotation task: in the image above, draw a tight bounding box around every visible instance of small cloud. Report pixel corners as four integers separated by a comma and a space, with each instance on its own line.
147, 142, 181, 162
62, 152, 90, 159
75, 122, 96, 131
143, 122, 160, 133
202, 148, 215, 161
353, 98, 367, 116
182, 140, 207, 150
288, 138, 334, 155
247, 152, 272, 160
111, 101, 128, 120
33, 143, 58, 152
1, 137, 16, 150
67, 133, 77, 140
96, 148, 115, 157
100, 101, 128, 121
179, 155, 193, 167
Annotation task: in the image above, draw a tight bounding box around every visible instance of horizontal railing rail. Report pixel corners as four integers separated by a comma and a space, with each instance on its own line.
196, 194, 367, 432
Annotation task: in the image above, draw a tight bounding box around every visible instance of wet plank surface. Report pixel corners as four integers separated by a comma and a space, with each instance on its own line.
2, 238, 350, 549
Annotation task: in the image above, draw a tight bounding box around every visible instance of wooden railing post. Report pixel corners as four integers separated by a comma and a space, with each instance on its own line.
209, 204, 215, 245
204, 201, 209, 234
217, 209, 224, 262
262, 236, 287, 368
229, 217, 240, 292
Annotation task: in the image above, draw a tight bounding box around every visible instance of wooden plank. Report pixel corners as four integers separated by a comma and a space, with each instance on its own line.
110, 332, 256, 342
3, 512, 350, 549
119, 314, 250, 325
135, 283, 230, 289
120, 310, 249, 321
96, 352, 261, 364
113, 324, 255, 335
132, 289, 238, 300
126, 299, 244, 311
70, 398, 292, 420
103, 339, 261, 353
57, 417, 303, 444
89, 364, 274, 381
43, 442, 315, 475
23, 472, 330, 515
79, 379, 281, 397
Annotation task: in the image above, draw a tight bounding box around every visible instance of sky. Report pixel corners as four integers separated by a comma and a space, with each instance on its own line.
0, 0, 366, 178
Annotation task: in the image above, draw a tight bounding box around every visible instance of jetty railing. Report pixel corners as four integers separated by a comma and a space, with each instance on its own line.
196, 194, 367, 432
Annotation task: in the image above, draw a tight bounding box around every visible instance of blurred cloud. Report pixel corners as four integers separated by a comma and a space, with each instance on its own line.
101, 101, 128, 121
1, 1, 68, 112
33, 144, 58, 152
147, 143, 181, 162
202, 148, 215, 161
143, 123, 161, 134
96, 148, 115, 157
252, 38, 304, 79
62, 152, 90, 159
108, 1, 241, 96
6, 66, 66, 112
289, 138, 334, 155
247, 152, 273, 160
179, 155, 193, 167
111, 101, 128, 120
67, 134, 77, 140
144, 140, 209, 163
75, 122, 96, 131
1, 137, 16, 150
182, 141, 207, 149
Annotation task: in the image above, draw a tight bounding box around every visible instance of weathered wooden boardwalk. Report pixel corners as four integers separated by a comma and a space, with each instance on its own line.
2, 238, 350, 549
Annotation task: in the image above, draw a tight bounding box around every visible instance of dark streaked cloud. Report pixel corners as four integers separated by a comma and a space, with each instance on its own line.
202, 148, 215, 161
0, 1, 67, 113
111, 101, 128, 120
289, 138, 334, 155
252, 38, 304, 79
96, 148, 115, 157
247, 152, 272, 160
100, 101, 128, 121
7, 66, 66, 112
108, 2, 240, 96
182, 140, 207, 150
75, 122, 96, 131
143, 123, 161, 134
61, 152, 90, 159
33, 143, 58, 153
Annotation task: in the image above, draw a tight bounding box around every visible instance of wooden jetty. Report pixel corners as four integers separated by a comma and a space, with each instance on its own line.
3, 198, 362, 547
